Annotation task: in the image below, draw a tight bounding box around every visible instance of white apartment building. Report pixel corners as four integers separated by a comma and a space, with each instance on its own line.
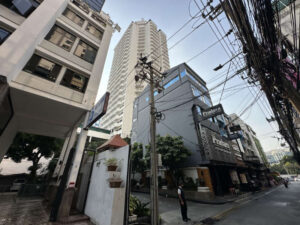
266, 148, 293, 165
228, 114, 263, 164
101, 19, 170, 137
0, 0, 116, 162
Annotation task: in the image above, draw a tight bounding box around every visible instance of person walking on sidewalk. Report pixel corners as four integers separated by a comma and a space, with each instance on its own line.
178, 182, 191, 222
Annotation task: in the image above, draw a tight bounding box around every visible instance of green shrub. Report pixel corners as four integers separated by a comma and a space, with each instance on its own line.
104, 158, 118, 166
129, 195, 150, 217
184, 177, 197, 190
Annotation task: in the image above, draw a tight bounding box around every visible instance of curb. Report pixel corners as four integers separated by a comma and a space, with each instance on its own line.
132, 190, 239, 205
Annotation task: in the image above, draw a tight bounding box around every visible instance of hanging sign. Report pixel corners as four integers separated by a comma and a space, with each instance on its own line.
229, 125, 242, 132
85, 92, 110, 129
201, 104, 224, 120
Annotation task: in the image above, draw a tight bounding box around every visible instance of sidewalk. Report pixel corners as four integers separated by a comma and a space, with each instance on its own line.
0, 193, 93, 225
132, 188, 252, 204
133, 186, 279, 225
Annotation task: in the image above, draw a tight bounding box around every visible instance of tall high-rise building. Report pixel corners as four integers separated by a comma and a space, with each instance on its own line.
101, 19, 170, 137
81, 0, 106, 12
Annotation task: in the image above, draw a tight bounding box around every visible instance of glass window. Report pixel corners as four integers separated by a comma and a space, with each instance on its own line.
86, 23, 103, 40
180, 69, 186, 78
91, 14, 107, 27
74, 40, 97, 64
0, 27, 11, 45
204, 95, 212, 106
60, 69, 89, 93
23, 54, 62, 82
45, 25, 76, 52
200, 83, 208, 91
191, 85, 202, 97
186, 71, 208, 91
63, 9, 84, 26
196, 106, 201, 114
163, 76, 179, 89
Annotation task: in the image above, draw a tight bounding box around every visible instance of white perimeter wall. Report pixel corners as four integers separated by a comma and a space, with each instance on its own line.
84, 145, 129, 225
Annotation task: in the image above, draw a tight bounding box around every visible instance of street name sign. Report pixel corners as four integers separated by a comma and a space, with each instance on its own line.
85, 92, 110, 129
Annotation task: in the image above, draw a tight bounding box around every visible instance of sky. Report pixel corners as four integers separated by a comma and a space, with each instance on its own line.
96, 0, 283, 152
0, 0, 284, 175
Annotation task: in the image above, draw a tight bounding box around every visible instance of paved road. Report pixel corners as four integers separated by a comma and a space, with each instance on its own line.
216, 181, 300, 225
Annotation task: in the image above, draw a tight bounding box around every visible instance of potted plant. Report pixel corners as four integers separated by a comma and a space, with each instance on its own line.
108, 178, 122, 188
105, 157, 118, 171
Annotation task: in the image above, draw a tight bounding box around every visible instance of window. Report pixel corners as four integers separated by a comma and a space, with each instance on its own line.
86, 23, 103, 40
91, 14, 107, 27
204, 95, 212, 106
0, 27, 11, 45
185, 70, 208, 91
200, 83, 208, 91
45, 26, 76, 52
60, 69, 89, 93
180, 69, 186, 78
74, 40, 97, 63
23, 54, 62, 81
191, 85, 202, 97
163, 76, 179, 89
63, 8, 84, 26
196, 105, 201, 114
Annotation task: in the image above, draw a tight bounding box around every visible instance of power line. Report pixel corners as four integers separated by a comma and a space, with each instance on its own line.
159, 67, 246, 113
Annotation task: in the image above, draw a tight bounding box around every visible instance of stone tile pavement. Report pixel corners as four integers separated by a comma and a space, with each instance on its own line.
0, 193, 93, 225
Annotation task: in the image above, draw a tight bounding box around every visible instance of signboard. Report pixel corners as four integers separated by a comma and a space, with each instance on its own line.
228, 133, 241, 140
201, 104, 224, 121
212, 136, 230, 149
229, 125, 241, 132
239, 173, 248, 184
85, 92, 110, 129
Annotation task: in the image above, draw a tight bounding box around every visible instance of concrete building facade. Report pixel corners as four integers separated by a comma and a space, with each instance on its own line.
266, 148, 293, 165
228, 114, 263, 164
0, 0, 115, 163
131, 63, 253, 195
101, 19, 170, 137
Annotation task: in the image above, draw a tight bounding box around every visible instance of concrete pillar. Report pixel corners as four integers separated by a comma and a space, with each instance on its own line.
56, 113, 89, 221
0, 115, 18, 163
67, 113, 89, 187
56, 126, 78, 185
52, 136, 71, 179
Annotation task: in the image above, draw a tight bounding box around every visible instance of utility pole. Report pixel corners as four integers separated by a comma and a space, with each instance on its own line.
135, 56, 164, 225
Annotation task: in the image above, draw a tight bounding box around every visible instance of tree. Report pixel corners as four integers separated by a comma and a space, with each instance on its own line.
147, 135, 190, 186
131, 143, 147, 179
270, 155, 300, 175
5, 133, 63, 180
